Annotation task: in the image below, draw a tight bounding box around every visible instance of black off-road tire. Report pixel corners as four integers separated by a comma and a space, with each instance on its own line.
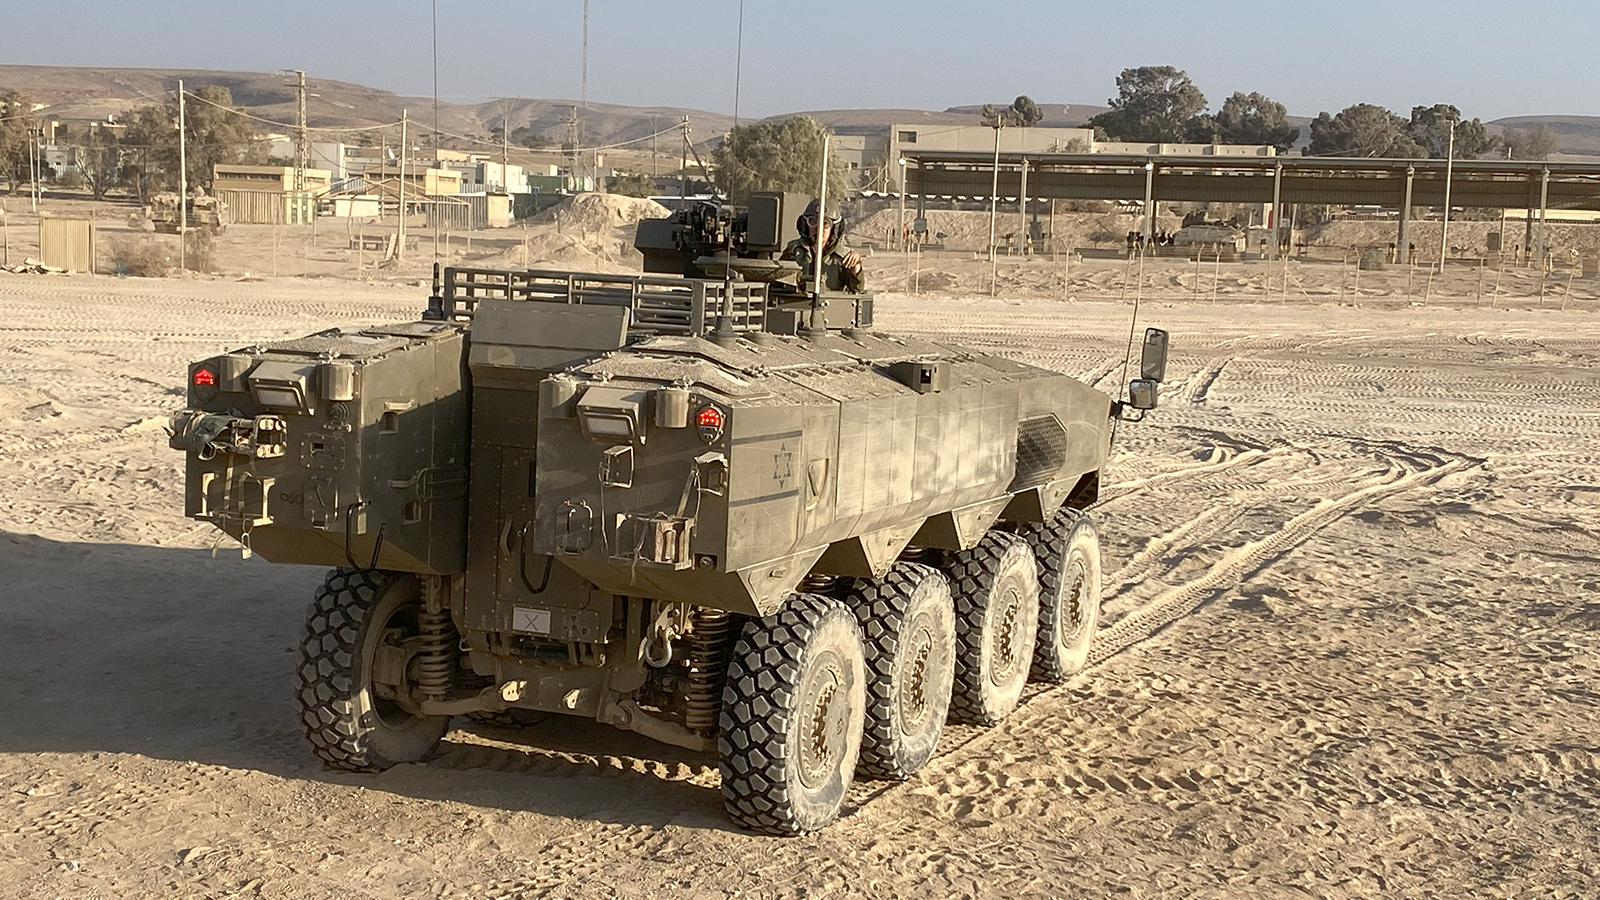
941, 531, 1041, 726
1019, 509, 1103, 683
718, 593, 867, 836
844, 563, 956, 781
295, 569, 451, 772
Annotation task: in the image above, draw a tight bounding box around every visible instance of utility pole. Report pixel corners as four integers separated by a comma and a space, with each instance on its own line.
564, 106, 581, 190
291, 70, 309, 191
29, 121, 39, 212
581, 0, 589, 110
398, 109, 407, 262
680, 116, 690, 199
178, 79, 188, 272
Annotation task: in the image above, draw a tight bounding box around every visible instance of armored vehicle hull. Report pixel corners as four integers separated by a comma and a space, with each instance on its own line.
173, 195, 1166, 835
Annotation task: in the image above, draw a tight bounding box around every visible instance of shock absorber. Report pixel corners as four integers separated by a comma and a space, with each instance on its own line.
415, 580, 458, 700
683, 608, 736, 734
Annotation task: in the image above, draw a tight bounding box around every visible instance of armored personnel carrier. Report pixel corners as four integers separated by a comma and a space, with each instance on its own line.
170, 193, 1167, 835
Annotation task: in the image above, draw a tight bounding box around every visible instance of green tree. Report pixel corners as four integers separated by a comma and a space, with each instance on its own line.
710, 116, 846, 205
981, 95, 1043, 127
1502, 124, 1557, 160
1408, 104, 1495, 159
1, 90, 39, 195
1188, 91, 1299, 151
509, 125, 551, 149
121, 105, 173, 203
1307, 104, 1426, 157
121, 85, 262, 198
77, 126, 124, 200
607, 170, 654, 197
1087, 66, 1206, 142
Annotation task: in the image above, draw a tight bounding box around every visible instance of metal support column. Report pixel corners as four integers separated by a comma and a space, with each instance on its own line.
1142, 161, 1156, 243
1535, 167, 1550, 266
1269, 162, 1283, 261
916, 161, 926, 224
1018, 157, 1029, 255
987, 126, 1002, 263
897, 158, 906, 252
1398, 166, 1414, 264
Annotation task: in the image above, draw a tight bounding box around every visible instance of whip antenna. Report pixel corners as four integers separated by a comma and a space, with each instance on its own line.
806, 133, 830, 335
733, 0, 745, 127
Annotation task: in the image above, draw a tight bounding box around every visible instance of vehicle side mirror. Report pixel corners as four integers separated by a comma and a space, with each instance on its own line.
1127, 379, 1159, 411
1141, 328, 1169, 382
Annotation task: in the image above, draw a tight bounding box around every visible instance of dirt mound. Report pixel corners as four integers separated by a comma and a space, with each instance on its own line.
531, 192, 671, 234
465, 231, 615, 271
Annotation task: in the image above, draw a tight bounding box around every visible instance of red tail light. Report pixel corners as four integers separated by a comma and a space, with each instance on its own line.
192, 367, 217, 387
696, 406, 724, 429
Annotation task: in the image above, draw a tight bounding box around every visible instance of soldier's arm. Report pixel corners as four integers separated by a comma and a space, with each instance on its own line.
839, 249, 865, 293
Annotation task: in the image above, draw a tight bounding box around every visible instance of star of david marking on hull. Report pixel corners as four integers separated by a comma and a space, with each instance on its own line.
773, 444, 795, 488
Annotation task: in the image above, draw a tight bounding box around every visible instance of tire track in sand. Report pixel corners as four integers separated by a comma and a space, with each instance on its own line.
843, 447, 1473, 823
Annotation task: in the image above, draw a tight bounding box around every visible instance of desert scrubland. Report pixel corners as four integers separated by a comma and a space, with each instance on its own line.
0, 224, 1595, 899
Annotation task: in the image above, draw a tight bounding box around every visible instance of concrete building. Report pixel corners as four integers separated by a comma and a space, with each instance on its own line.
213, 164, 332, 224
213, 165, 333, 195
888, 125, 1096, 162
358, 165, 462, 197
261, 139, 352, 180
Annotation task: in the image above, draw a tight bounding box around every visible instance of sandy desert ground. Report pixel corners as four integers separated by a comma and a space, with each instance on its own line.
0, 263, 1595, 899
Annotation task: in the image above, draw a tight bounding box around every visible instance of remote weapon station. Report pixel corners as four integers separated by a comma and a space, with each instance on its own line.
171, 190, 1169, 835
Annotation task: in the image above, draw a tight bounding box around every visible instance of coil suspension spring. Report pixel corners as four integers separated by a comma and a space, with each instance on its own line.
414, 605, 458, 700
683, 608, 737, 734
800, 573, 839, 594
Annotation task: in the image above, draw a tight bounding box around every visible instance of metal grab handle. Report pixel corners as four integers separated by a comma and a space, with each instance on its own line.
518, 521, 552, 595
343, 500, 386, 573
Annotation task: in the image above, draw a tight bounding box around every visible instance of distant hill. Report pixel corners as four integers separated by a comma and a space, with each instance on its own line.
4, 65, 1595, 160
1487, 115, 1600, 158
0, 64, 732, 150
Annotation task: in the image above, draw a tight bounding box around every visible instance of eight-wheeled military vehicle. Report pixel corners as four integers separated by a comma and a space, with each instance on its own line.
133, 191, 229, 235
171, 192, 1168, 834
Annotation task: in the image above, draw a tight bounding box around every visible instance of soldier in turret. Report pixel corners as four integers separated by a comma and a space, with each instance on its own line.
785, 199, 865, 293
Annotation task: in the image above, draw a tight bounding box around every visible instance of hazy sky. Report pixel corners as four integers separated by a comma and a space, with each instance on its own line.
10, 0, 1597, 120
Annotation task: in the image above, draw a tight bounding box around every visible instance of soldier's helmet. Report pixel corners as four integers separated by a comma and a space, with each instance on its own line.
796, 199, 845, 250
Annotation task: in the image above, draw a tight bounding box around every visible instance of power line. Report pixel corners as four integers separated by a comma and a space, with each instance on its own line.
179, 89, 402, 134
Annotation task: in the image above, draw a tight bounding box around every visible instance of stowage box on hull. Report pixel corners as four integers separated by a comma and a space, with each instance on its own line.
527, 330, 1109, 615
173, 321, 470, 575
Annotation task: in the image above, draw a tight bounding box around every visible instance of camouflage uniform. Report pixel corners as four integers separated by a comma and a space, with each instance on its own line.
784, 237, 866, 293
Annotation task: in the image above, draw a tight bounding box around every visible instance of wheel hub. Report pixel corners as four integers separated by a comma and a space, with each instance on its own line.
899, 627, 935, 732
797, 651, 848, 789
989, 586, 1023, 685
1061, 557, 1089, 645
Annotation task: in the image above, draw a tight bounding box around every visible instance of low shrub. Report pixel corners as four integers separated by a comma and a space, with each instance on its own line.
107, 237, 175, 277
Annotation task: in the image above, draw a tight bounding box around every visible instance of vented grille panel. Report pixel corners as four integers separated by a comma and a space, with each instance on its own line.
1010, 415, 1071, 491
